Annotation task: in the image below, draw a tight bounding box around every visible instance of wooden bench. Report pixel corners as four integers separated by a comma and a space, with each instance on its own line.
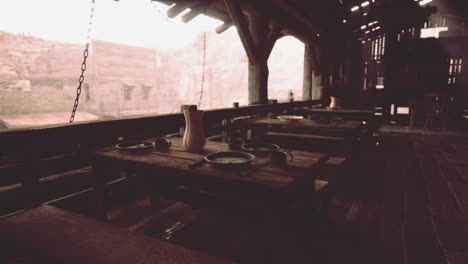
0, 205, 233, 264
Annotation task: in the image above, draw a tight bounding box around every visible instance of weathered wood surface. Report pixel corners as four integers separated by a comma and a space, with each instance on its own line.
239, 118, 362, 135
93, 138, 329, 218
413, 136, 468, 263
0, 101, 320, 153
299, 108, 375, 115
95, 139, 327, 191
237, 117, 361, 163
1, 102, 322, 216
0, 205, 233, 264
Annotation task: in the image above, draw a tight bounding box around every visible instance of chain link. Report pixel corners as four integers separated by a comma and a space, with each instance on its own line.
70, 0, 95, 123
198, 32, 206, 109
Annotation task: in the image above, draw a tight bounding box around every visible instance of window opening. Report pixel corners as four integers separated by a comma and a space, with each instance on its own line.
123, 84, 134, 101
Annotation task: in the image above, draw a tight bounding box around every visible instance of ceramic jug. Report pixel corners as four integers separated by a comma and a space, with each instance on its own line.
329, 96, 338, 109
182, 110, 206, 152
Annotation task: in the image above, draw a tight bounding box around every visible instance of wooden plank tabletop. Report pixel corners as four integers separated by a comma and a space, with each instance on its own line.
240, 118, 362, 133
95, 139, 329, 191
299, 108, 375, 115
0, 205, 233, 264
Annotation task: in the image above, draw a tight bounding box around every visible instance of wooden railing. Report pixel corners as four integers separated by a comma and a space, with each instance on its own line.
0, 100, 320, 215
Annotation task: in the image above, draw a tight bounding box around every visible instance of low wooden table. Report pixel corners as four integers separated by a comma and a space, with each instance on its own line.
0, 205, 233, 264
297, 108, 375, 121
238, 118, 362, 164
296, 108, 376, 134
92, 138, 329, 222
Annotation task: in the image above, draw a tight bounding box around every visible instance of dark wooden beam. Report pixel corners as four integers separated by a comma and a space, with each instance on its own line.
166, 2, 191, 19
271, 0, 321, 34
215, 21, 233, 34
181, 1, 214, 23
223, 0, 258, 64
264, 23, 282, 59
280, 28, 316, 44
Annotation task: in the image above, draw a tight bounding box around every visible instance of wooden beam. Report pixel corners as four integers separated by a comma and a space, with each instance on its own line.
223, 0, 258, 64
280, 28, 316, 44
215, 21, 233, 34
271, 0, 321, 34
263, 23, 282, 59
242, 0, 319, 45
166, 3, 191, 19
181, 1, 214, 23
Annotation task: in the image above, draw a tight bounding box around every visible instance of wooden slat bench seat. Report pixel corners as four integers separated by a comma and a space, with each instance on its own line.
0, 167, 94, 216
0, 205, 234, 264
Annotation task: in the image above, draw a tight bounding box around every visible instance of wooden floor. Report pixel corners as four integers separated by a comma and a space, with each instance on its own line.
6, 129, 466, 264
99, 130, 468, 264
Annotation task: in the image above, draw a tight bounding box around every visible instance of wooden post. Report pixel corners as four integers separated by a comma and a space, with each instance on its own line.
247, 12, 270, 105
303, 44, 313, 101
248, 62, 268, 105
383, 29, 399, 120
310, 44, 325, 102
224, 0, 275, 106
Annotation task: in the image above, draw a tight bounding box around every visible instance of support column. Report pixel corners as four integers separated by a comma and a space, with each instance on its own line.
248, 62, 269, 105
247, 12, 270, 105
224, 0, 278, 105
302, 44, 313, 101
383, 30, 398, 120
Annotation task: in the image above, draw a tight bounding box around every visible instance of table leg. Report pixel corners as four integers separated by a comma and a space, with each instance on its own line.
147, 175, 162, 210
409, 105, 416, 129
240, 125, 249, 144
344, 133, 360, 175
92, 163, 108, 221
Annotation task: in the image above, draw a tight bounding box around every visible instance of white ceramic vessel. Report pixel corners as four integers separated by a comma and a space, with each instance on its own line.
182, 110, 206, 152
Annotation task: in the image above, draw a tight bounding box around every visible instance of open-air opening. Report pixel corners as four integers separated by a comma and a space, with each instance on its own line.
268, 36, 304, 102
0, 0, 252, 129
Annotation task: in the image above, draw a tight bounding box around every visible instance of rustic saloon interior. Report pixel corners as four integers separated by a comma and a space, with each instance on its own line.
1, 0, 467, 263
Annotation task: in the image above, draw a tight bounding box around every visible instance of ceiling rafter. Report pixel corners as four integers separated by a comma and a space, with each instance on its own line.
181, 0, 216, 23
223, 0, 259, 64
166, 2, 192, 18
215, 21, 233, 33
271, 0, 321, 34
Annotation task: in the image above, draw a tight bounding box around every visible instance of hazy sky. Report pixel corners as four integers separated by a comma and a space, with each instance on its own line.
0, 0, 224, 49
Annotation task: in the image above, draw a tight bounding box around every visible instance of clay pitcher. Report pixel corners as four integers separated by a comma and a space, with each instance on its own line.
329, 96, 338, 109
182, 110, 206, 152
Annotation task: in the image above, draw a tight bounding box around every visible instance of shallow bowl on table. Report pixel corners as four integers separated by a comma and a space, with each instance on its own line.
116, 141, 154, 152
277, 115, 304, 121
205, 151, 255, 168
241, 143, 280, 156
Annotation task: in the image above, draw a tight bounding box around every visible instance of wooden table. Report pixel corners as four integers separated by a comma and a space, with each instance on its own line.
238, 118, 362, 164
297, 108, 375, 121
296, 108, 376, 133
0, 205, 233, 264
92, 138, 329, 222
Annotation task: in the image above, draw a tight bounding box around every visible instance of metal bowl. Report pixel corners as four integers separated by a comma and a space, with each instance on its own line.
116, 141, 153, 152
277, 115, 304, 121
241, 143, 280, 156
204, 151, 255, 168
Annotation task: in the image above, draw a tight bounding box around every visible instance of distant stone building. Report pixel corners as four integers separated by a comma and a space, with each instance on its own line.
84, 40, 159, 118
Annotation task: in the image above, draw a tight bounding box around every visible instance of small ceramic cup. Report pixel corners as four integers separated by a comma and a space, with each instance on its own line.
154, 138, 171, 150
270, 151, 294, 167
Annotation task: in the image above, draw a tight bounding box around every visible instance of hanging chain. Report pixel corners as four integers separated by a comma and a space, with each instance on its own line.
70, 0, 96, 123
198, 32, 206, 109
